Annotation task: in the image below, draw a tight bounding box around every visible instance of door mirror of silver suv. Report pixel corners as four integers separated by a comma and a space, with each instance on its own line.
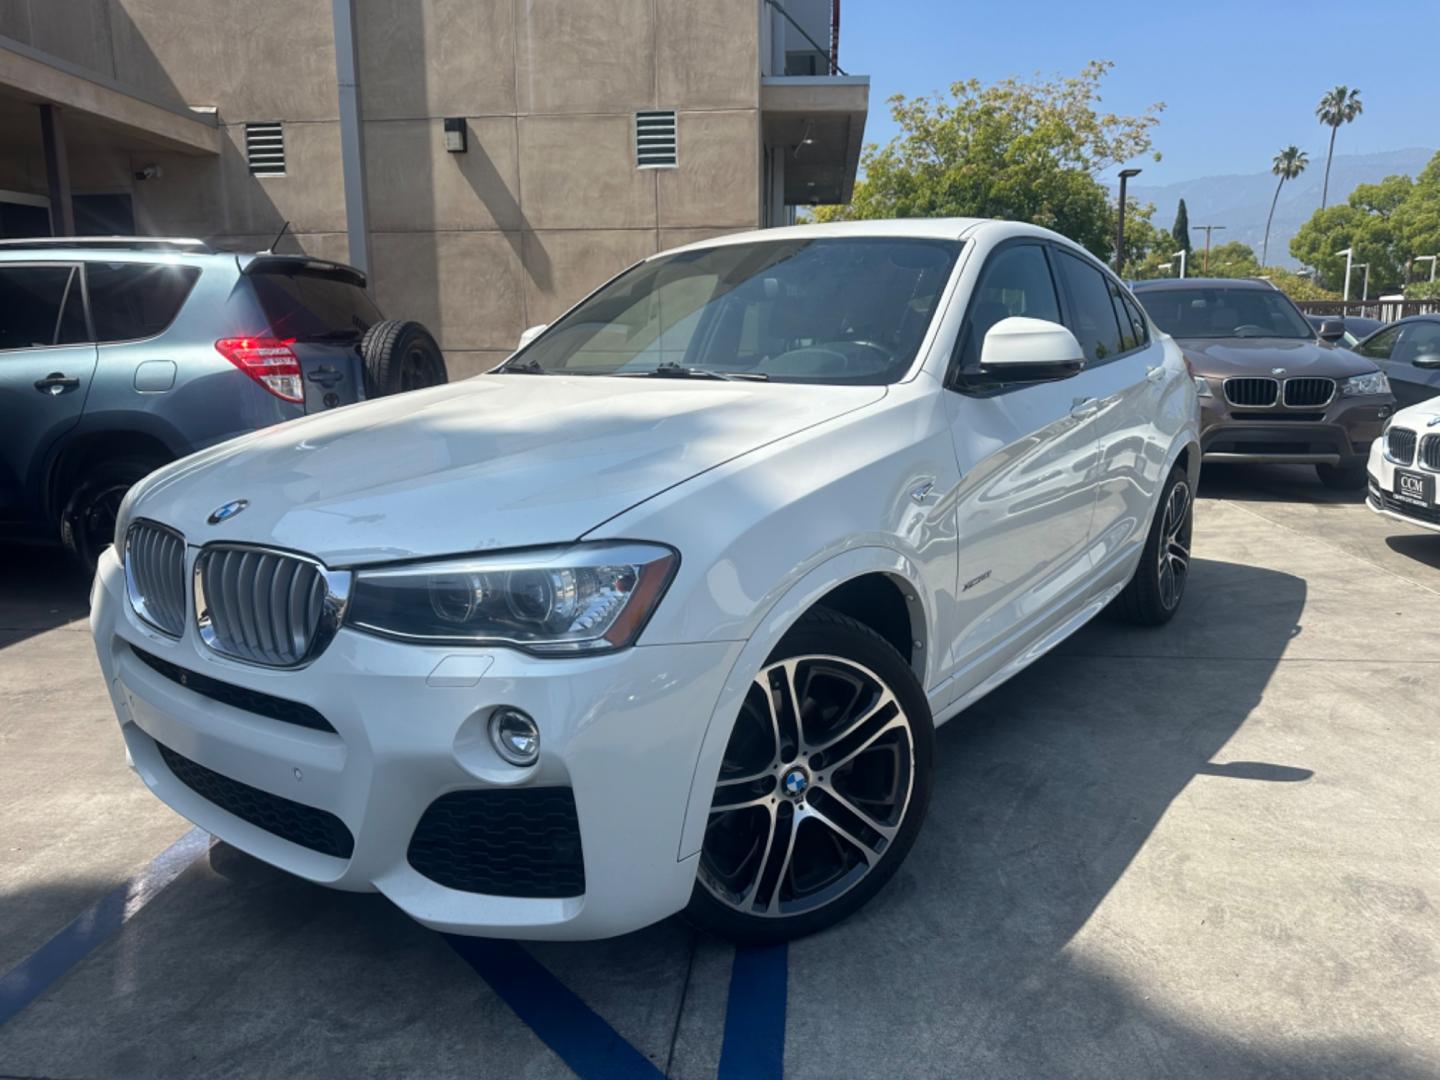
1414, 352, 1440, 370
517, 324, 548, 349
1317, 319, 1346, 343
979, 317, 1085, 381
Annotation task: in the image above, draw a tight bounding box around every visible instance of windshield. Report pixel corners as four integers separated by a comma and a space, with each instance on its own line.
1135, 286, 1314, 340
501, 237, 963, 384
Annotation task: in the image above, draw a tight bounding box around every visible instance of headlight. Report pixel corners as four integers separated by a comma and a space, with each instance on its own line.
1340, 371, 1390, 397
345, 542, 677, 654
1193, 376, 1214, 398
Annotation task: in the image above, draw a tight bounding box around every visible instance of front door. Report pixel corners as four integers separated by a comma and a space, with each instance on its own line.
940, 241, 1105, 696
0, 263, 98, 524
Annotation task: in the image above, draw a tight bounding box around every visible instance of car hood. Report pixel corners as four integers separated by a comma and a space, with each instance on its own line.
1391, 400, 1440, 430
130, 375, 886, 565
1177, 337, 1377, 379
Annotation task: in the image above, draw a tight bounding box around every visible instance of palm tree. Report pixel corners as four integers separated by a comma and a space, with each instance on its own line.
1316, 85, 1362, 209
1262, 146, 1308, 266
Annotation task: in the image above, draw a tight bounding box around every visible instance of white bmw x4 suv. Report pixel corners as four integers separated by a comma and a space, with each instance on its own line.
92, 220, 1200, 942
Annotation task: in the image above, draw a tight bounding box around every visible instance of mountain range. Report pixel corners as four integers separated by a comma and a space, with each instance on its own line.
1122, 148, 1435, 269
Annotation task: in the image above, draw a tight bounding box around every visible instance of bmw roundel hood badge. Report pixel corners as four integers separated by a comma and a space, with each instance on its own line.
207, 499, 250, 525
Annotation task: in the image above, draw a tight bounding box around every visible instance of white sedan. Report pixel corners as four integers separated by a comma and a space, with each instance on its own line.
91, 219, 1200, 942
1367, 399, 1440, 532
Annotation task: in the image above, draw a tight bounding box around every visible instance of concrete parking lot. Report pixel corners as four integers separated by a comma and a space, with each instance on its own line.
3, 464, 1439, 1079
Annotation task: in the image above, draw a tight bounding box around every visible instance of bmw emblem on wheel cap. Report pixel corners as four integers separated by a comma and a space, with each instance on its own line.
207, 499, 249, 525
783, 767, 810, 796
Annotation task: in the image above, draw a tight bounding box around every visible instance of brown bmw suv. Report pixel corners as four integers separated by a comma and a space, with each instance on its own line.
1132, 278, 1395, 489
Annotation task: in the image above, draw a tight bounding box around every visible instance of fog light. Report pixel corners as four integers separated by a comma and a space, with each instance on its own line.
489, 707, 540, 766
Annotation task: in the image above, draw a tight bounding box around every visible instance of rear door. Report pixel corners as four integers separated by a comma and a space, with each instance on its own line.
1051, 248, 1169, 567
0, 263, 97, 524
240, 263, 381, 412
941, 240, 1108, 692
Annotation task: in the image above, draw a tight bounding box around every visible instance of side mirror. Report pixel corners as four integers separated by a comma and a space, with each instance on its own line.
1414, 353, 1440, 370
517, 324, 547, 349
979, 317, 1085, 380
1317, 319, 1345, 343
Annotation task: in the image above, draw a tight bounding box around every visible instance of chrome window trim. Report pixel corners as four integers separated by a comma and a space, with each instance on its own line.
192, 542, 352, 669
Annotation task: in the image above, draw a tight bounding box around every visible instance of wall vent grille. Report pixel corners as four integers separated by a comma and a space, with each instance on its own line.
245, 122, 286, 176
635, 111, 678, 169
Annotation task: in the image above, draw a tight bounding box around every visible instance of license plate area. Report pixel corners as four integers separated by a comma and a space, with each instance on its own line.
1393, 468, 1434, 508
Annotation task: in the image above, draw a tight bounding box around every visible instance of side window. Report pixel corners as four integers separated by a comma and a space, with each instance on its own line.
1109, 282, 1148, 352
1054, 250, 1126, 364
86, 263, 200, 342
1356, 325, 1402, 361
0, 265, 75, 351
1122, 292, 1150, 348
951, 244, 1061, 390
1394, 323, 1440, 367
247, 270, 383, 341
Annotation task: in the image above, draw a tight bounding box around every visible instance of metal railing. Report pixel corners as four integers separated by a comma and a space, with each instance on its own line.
1296, 298, 1440, 321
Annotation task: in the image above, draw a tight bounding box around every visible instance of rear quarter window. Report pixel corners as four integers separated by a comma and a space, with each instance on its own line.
86, 262, 200, 342
245, 270, 382, 341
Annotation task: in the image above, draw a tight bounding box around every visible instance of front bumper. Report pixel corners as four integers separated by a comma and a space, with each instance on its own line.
1366, 439, 1440, 534
1199, 393, 1391, 467
90, 548, 742, 939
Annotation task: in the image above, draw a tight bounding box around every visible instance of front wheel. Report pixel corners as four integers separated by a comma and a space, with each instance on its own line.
1113, 464, 1194, 626
687, 609, 934, 944
1316, 463, 1367, 491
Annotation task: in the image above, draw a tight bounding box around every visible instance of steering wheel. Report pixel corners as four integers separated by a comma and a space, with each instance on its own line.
1232, 324, 1270, 337
843, 340, 895, 362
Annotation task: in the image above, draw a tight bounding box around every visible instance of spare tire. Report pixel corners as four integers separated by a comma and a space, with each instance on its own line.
359, 320, 448, 398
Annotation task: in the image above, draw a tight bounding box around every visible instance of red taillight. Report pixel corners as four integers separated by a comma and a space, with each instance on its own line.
215, 337, 303, 403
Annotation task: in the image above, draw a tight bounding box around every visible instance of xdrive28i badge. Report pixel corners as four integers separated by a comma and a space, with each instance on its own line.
207, 499, 249, 525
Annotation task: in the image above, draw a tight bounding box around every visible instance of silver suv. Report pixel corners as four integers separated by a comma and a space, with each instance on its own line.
0, 238, 444, 566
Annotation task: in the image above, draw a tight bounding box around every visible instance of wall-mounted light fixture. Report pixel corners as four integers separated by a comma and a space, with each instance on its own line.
443, 117, 467, 153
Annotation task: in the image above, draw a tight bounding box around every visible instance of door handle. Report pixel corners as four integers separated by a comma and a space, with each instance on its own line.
1069, 396, 1100, 418
34, 372, 80, 395
1146, 364, 1165, 383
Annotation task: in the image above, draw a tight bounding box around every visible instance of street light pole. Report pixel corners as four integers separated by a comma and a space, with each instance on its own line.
1355, 263, 1370, 301
1337, 247, 1355, 302
1194, 224, 1226, 273
1416, 254, 1439, 283
1114, 167, 1142, 275
1173, 249, 1187, 278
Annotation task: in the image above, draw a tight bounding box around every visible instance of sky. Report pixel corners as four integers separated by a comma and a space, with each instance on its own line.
837, 0, 1440, 187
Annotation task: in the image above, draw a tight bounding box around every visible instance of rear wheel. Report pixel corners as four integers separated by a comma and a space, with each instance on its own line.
1113, 464, 1193, 626
687, 609, 934, 943
59, 455, 167, 571
1316, 463, 1367, 491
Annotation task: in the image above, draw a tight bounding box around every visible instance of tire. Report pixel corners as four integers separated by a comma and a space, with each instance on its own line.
359, 319, 448, 398
59, 455, 167, 572
1112, 463, 1194, 627
1315, 463, 1368, 491
686, 608, 934, 944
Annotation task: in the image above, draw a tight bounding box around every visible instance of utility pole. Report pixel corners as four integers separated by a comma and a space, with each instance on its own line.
1337, 247, 1355, 301
1194, 224, 1226, 273
1114, 167, 1142, 275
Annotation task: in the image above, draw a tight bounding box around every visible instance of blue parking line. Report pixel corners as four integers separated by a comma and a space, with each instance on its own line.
445, 935, 666, 1079
718, 944, 788, 1080
0, 827, 210, 1026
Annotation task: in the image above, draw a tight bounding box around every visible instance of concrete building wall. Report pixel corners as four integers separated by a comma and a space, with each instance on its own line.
2, 0, 766, 378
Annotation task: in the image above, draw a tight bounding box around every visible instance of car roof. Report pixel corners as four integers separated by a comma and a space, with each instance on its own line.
1130, 277, 1277, 292
0, 237, 365, 281
652, 217, 1039, 258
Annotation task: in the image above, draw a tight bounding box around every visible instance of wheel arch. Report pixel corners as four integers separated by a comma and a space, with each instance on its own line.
44, 427, 177, 524
676, 546, 931, 861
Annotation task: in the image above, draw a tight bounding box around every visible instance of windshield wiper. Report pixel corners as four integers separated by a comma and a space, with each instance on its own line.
496, 357, 549, 374
619, 363, 768, 382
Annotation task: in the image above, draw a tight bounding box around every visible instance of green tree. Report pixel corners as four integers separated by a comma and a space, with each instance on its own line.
1393, 154, 1440, 265
1263, 268, 1340, 302
1262, 146, 1308, 266
812, 61, 1163, 262
1171, 198, 1191, 256
1316, 85, 1363, 209
1203, 241, 1260, 278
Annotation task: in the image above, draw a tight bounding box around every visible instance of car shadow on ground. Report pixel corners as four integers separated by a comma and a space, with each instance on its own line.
1197, 462, 1365, 506
783, 554, 1432, 1078
1384, 532, 1440, 570
0, 544, 92, 648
